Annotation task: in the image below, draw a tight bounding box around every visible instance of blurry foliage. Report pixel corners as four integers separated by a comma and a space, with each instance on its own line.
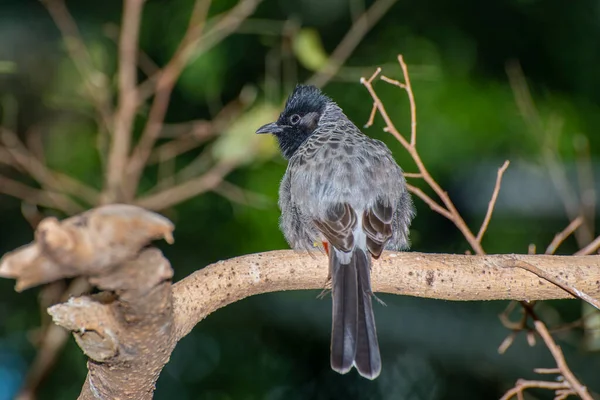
1, 0, 600, 399
212, 102, 280, 164
293, 28, 328, 71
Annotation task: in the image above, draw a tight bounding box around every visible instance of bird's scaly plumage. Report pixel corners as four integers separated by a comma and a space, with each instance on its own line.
256, 84, 415, 379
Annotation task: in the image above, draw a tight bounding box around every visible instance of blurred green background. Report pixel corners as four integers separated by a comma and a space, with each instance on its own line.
2, 0, 600, 399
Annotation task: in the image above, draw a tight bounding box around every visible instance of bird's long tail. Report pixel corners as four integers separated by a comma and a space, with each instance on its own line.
330, 247, 381, 379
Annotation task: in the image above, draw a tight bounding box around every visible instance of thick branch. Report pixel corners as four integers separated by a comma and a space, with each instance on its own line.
171, 251, 600, 340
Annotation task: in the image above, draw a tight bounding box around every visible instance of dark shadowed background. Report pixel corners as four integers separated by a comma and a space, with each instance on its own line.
1, 0, 600, 399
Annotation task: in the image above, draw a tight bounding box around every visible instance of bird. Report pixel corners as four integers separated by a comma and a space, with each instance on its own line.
256, 84, 415, 380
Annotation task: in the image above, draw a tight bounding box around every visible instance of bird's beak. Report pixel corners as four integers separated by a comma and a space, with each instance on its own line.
256, 122, 282, 134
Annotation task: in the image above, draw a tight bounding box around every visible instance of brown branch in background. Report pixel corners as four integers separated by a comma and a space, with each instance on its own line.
135, 160, 237, 211
213, 180, 273, 208
0, 176, 83, 214
476, 160, 510, 243
306, 0, 398, 88
103, 23, 160, 78
507, 61, 595, 247
546, 216, 584, 255
147, 88, 253, 165
1, 128, 100, 205
124, 0, 219, 199
40, 0, 113, 130
16, 278, 91, 400
575, 236, 600, 256
104, 0, 144, 202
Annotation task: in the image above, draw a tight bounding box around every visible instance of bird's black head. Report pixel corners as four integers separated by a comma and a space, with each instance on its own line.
256, 84, 331, 159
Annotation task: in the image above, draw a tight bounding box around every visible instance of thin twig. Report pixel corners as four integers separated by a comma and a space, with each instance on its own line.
534, 367, 561, 374
500, 380, 571, 400
365, 102, 377, 128
513, 259, 600, 310
105, 0, 144, 201
575, 235, 600, 256
306, 0, 398, 88
545, 216, 584, 255
405, 183, 453, 220
476, 160, 510, 243
403, 172, 423, 179
381, 57, 416, 145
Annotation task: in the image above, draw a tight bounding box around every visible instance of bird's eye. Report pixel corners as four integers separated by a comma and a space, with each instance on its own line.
290, 114, 301, 125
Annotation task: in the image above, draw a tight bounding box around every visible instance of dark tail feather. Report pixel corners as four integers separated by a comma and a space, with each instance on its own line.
354, 248, 382, 379
330, 249, 358, 374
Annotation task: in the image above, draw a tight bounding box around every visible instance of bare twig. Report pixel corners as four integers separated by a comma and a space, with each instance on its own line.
546, 216, 584, 255
476, 160, 510, 243
105, 0, 144, 202
306, 0, 398, 88
361, 56, 485, 255
403, 172, 423, 179
405, 183, 453, 220
575, 235, 600, 256
512, 259, 600, 310
500, 380, 572, 400
533, 319, 592, 400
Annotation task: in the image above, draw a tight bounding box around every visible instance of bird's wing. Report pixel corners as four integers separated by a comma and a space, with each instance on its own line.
362, 198, 394, 258
313, 202, 357, 253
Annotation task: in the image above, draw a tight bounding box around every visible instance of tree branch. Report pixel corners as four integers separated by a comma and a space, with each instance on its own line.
476, 160, 510, 243
1, 128, 100, 205
0, 175, 83, 214
126, 0, 262, 197
306, 0, 398, 88
171, 250, 600, 341
105, 0, 145, 202
134, 160, 237, 211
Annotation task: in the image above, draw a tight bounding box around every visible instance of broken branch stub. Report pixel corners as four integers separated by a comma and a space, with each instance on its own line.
0, 204, 174, 291
49, 249, 176, 400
